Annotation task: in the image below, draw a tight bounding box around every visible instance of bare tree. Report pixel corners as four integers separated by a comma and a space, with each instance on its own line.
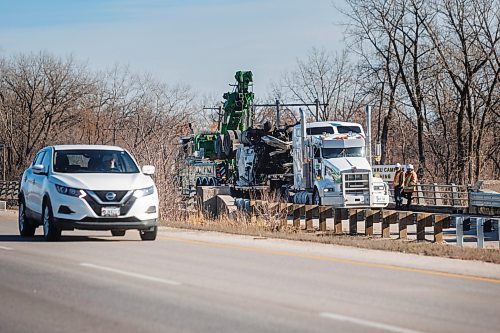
273, 48, 365, 122
423, 0, 500, 183
0, 52, 92, 176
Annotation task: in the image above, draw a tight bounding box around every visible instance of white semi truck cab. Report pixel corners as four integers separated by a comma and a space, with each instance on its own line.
291, 110, 389, 208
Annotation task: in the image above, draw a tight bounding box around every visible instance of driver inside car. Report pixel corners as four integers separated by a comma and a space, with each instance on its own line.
101, 155, 118, 171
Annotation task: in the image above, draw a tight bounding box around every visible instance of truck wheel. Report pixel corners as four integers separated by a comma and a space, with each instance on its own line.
111, 230, 126, 236
313, 190, 322, 206
42, 200, 61, 242
19, 199, 36, 237
140, 226, 157, 241
196, 177, 203, 187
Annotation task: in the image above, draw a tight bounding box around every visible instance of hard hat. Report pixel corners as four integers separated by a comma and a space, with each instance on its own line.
407, 164, 414, 170
395, 163, 401, 168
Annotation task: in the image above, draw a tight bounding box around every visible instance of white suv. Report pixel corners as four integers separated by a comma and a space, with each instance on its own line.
18, 145, 159, 241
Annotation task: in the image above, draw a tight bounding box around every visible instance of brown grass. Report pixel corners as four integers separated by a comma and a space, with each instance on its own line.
163, 211, 500, 264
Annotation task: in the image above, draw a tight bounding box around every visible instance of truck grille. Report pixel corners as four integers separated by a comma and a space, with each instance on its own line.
344, 173, 369, 191
343, 172, 370, 206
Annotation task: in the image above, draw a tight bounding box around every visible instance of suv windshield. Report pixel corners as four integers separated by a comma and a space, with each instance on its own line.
53, 150, 139, 173
321, 147, 365, 158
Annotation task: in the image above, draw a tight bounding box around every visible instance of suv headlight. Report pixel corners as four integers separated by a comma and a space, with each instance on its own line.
133, 186, 154, 198
55, 184, 86, 198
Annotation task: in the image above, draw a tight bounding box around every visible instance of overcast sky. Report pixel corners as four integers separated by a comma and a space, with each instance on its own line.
0, 0, 347, 98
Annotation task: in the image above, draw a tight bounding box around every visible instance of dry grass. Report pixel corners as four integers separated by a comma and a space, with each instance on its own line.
163, 211, 500, 264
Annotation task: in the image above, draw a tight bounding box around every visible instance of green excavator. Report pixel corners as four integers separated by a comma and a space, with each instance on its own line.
178, 71, 255, 191
216, 70, 255, 158
186, 71, 254, 160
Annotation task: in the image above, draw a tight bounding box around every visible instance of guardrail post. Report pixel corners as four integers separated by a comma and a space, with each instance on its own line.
278, 203, 288, 229
433, 214, 446, 243
269, 202, 278, 223
358, 210, 365, 233
416, 213, 427, 241
348, 209, 358, 235
477, 217, 485, 249
365, 210, 378, 236
433, 183, 443, 206
250, 200, 256, 223
319, 206, 328, 232
456, 216, 464, 246
334, 208, 344, 234
398, 212, 411, 239
417, 184, 425, 205
451, 183, 459, 207
382, 210, 396, 238
497, 219, 500, 249
292, 204, 301, 229
305, 205, 314, 231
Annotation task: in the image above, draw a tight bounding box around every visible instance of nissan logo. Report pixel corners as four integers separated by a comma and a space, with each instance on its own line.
105, 192, 117, 201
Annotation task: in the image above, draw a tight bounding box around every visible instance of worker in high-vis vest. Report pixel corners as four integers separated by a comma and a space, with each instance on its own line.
403, 164, 418, 210
393, 163, 404, 209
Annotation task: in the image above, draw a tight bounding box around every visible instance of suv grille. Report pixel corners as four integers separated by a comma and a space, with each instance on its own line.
83, 194, 136, 216
93, 190, 128, 202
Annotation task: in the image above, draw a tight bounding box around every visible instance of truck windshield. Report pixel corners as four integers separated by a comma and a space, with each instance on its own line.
53, 150, 140, 173
336, 126, 362, 134
322, 147, 364, 158
307, 127, 334, 135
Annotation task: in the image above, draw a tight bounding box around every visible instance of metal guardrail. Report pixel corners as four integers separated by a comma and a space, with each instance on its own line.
455, 216, 500, 249
470, 192, 500, 208
0, 181, 19, 200
246, 200, 500, 248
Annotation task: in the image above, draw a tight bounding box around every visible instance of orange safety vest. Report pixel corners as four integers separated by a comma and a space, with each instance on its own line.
393, 170, 404, 186
403, 170, 418, 192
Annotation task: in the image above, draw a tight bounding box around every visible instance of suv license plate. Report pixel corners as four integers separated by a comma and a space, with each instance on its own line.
101, 207, 120, 217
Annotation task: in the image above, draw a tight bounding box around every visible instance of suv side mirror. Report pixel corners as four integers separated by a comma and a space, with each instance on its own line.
32, 164, 46, 175
142, 165, 155, 175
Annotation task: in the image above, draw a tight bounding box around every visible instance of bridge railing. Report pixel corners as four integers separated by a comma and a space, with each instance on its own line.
389, 183, 469, 208
0, 181, 19, 201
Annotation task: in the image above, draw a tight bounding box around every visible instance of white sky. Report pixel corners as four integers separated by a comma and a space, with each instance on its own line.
0, 0, 347, 99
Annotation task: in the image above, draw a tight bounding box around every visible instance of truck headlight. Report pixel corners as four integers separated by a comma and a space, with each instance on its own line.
373, 184, 385, 191
55, 184, 86, 198
133, 186, 154, 198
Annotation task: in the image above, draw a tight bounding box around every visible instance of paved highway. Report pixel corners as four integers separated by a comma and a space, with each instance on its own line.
0, 209, 499, 333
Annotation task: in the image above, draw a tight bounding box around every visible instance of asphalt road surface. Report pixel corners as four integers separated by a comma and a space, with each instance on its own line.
1, 209, 499, 333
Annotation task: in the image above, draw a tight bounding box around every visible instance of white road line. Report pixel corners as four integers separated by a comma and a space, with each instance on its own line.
0, 246, 13, 250
320, 312, 426, 333
79, 263, 181, 286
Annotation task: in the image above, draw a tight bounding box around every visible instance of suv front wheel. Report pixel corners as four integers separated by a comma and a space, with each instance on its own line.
19, 198, 36, 237
139, 226, 157, 241
43, 200, 61, 242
